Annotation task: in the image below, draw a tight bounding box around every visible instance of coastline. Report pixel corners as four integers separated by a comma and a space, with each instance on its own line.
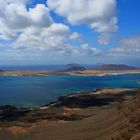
1, 69, 140, 77
0, 88, 140, 140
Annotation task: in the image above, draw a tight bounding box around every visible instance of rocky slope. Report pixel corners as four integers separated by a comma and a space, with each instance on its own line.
0, 89, 140, 140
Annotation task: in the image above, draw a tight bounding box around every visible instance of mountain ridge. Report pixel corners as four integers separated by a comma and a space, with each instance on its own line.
95, 64, 138, 71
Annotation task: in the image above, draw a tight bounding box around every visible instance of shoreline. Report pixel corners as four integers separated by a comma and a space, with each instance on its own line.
0, 88, 140, 140
0, 88, 137, 122
0, 88, 136, 108
0, 69, 140, 77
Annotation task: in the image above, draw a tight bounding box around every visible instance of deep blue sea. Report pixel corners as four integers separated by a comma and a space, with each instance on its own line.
0, 74, 140, 107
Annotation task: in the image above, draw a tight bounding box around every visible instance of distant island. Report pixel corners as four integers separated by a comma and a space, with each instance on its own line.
0, 64, 140, 76
65, 63, 86, 71
95, 64, 138, 71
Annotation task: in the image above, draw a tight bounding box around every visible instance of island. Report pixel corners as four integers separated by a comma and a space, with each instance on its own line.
95, 64, 138, 70
0, 64, 140, 76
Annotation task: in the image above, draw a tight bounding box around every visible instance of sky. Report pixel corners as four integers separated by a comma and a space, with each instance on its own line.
0, 0, 140, 66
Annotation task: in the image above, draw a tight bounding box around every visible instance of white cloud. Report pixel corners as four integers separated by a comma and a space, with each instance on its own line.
69, 32, 81, 40
110, 35, 140, 55
98, 33, 112, 45
13, 29, 100, 58
14, 23, 70, 49
47, 0, 118, 44
0, 2, 52, 39
80, 44, 100, 55
0, 0, 70, 51
0, 0, 103, 65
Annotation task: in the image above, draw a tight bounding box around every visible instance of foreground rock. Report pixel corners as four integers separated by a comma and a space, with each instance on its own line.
0, 88, 140, 140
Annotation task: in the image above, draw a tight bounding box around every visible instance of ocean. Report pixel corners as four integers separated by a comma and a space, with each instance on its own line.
0, 74, 140, 107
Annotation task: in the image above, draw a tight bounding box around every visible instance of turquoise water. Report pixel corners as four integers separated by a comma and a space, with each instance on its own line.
0, 74, 140, 107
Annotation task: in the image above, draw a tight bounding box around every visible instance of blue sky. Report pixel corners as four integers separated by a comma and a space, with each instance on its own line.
0, 0, 140, 66
117, 0, 140, 36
